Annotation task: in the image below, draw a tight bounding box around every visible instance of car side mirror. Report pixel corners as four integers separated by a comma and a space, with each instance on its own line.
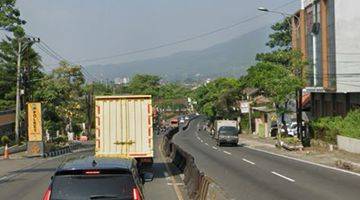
140, 172, 154, 183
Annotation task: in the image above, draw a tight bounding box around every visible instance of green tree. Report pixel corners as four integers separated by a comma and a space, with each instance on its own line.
34, 61, 86, 134
266, 17, 292, 50
193, 77, 242, 120
127, 74, 161, 97
246, 17, 306, 132
0, 38, 43, 111
0, 1, 43, 110
0, 0, 26, 36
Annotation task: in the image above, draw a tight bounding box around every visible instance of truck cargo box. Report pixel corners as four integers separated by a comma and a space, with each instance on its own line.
95, 95, 153, 159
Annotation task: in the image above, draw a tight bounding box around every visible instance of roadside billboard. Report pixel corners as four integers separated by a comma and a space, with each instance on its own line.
27, 103, 43, 141
240, 101, 250, 113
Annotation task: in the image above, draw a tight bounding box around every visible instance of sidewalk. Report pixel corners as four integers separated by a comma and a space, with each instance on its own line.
0, 142, 94, 179
0, 152, 45, 179
239, 133, 360, 173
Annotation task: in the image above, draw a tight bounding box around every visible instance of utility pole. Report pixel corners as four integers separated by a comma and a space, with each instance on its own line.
15, 40, 22, 144
14, 37, 40, 144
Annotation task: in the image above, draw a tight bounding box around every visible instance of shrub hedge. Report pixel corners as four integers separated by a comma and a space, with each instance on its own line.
311, 109, 360, 144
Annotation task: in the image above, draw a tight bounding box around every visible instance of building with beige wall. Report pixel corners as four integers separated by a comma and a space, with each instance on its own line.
292, 0, 360, 118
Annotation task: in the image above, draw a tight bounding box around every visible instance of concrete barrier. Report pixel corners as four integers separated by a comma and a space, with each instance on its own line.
0, 144, 27, 155
337, 135, 360, 154
42, 146, 71, 158
162, 123, 229, 200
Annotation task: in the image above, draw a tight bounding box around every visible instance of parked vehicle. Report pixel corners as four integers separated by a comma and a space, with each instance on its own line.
214, 120, 239, 146
170, 118, 179, 128
42, 156, 153, 200
95, 95, 154, 166
281, 122, 298, 137
179, 116, 185, 124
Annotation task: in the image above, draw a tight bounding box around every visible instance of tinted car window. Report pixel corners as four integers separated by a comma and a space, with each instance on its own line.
219, 126, 238, 136
51, 174, 135, 200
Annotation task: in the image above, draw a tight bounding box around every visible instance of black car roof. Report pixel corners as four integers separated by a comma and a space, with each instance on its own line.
57, 156, 134, 172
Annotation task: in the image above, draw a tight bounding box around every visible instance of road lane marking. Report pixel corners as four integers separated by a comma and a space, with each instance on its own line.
223, 151, 232, 155
246, 146, 360, 177
271, 171, 295, 182
167, 183, 185, 186
205, 143, 209, 146
242, 158, 255, 165
212, 146, 218, 150
197, 136, 201, 140
159, 143, 184, 200
200, 139, 203, 143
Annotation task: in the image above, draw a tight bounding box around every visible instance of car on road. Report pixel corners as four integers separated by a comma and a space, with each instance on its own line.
216, 126, 239, 146
179, 117, 185, 124
42, 156, 153, 200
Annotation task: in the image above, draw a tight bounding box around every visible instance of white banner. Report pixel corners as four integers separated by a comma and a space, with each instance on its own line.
240, 101, 250, 114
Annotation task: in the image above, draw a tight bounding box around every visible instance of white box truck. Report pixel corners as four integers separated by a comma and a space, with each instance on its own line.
95, 95, 153, 165
214, 120, 239, 146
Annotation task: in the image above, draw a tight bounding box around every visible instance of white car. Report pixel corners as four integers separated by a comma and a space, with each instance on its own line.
281, 122, 298, 136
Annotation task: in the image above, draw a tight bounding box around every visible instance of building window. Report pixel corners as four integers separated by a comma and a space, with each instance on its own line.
327, 0, 336, 89
306, 1, 322, 87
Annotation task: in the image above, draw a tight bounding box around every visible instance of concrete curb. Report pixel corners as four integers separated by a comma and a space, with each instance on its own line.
42, 146, 71, 158
0, 144, 27, 156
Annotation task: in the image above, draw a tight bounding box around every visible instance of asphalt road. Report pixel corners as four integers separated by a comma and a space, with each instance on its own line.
173, 117, 360, 200
0, 137, 184, 200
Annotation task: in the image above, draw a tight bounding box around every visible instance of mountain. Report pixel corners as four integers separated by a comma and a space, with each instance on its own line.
85, 26, 271, 82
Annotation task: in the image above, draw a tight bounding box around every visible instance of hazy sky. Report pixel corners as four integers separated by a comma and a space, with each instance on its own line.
14, 0, 299, 70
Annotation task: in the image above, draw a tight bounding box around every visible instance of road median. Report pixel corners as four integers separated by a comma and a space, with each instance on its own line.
162, 123, 229, 200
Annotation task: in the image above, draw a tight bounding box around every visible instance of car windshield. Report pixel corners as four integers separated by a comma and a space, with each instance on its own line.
219, 126, 238, 136
51, 174, 135, 200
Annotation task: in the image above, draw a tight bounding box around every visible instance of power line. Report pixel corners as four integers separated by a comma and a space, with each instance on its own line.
40, 0, 298, 65
40, 41, 100, 82
34, 41, 99, 82
35, 43, 95, 81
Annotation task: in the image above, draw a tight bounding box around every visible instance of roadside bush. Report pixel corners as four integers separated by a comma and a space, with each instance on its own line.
340, 109, 360, 139
53, 136, 68, 145
311, 109, 360, 144
240, 114, 250, 133
280, 136, 301, 145
1, 136, 10, 146
311, 116, 341, 144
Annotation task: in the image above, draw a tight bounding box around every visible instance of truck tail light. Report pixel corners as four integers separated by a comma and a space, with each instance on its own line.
42, 186, 51, 200
133, 187, 142, 200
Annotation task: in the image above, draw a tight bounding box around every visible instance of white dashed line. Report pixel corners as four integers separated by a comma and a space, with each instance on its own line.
167, 183, 185, 186
212, 146, 218, 150
223, 151, 232, 155
200, 139, 203, 143
197, 136, 201, 140
271, 171, 295, 182
205, 143, 209, 146
242, 158, 255, 165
